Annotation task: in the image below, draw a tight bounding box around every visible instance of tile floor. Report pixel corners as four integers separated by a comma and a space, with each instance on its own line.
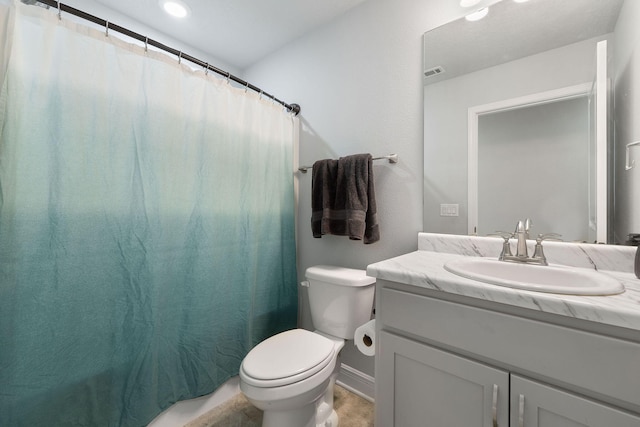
184, 385, 374, 427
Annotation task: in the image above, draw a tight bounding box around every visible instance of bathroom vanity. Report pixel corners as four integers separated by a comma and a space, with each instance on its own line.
367, 233, 640, 427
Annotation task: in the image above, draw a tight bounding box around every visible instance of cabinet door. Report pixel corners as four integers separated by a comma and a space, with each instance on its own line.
376, 331, 509, 427
511, 375, 640, 427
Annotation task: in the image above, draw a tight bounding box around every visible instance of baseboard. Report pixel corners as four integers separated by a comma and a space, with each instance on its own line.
336, 363, 375, 403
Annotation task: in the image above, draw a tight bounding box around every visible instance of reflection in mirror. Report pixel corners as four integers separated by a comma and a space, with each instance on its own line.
423, 0, 639, 244
475, 94, 590, 242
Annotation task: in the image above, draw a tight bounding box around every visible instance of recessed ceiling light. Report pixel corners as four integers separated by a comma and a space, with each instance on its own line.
159, 0, 190, 18
465, 7, 489, 21
460, 0, 482, 7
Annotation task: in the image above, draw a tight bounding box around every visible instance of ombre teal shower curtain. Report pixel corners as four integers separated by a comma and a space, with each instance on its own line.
0, 2, 298, 426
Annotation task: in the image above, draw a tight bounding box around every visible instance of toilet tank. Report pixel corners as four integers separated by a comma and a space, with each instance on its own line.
305, 265, 375, 339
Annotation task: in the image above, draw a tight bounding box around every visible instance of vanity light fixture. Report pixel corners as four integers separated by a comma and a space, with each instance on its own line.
460, 0, 482, 7
159, 0, 191, 18
465, 7, 489, 21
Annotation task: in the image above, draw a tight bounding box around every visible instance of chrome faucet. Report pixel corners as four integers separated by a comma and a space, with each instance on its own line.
514, 219, 529, 259
492, 219, 560, 266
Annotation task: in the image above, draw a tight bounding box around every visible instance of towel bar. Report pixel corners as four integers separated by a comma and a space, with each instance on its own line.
298, 154, 398, 173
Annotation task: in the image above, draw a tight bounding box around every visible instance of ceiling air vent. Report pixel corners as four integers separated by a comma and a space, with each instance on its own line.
424, 66, 445, 78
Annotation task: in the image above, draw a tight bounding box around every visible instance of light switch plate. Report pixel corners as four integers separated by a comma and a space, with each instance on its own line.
440, 204, 459, 217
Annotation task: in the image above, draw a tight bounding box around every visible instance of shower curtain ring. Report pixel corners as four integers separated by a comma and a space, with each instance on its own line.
178, 51, 182, 64
144, 37, 148, 52
226, 72, 231, 84
244, 82, 249, 93
105, 21, 109, 37
205, 63, 209, 75
57, 1, 61, 20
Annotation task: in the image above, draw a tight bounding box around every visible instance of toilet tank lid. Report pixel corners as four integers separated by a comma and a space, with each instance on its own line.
305, 265, 375, 287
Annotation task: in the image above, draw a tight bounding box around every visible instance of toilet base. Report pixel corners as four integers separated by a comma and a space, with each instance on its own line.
261, 404, 339, 427
315, 371, 340, 426
317, 409, 339, 427
262, 405, 317, 427
243, 373, 333, 427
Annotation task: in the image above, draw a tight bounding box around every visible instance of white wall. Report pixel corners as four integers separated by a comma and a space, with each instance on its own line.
244, 0, 501, 378
613, 0, 640, 244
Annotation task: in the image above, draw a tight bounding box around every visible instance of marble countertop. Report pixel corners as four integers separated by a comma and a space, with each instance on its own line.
367, 234, 640, 332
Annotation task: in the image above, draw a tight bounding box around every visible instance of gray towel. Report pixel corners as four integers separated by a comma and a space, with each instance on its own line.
311, 153, 379, 244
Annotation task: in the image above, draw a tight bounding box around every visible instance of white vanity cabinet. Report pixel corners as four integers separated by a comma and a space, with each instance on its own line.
375, 280, 640, 427
511, 376, 640, 427
378, 330, 509, 426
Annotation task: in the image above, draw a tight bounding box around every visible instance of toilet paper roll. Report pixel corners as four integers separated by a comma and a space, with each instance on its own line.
354, 319, 376, 356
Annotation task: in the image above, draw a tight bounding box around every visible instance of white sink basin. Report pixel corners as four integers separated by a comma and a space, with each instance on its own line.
444, 258, 625, 296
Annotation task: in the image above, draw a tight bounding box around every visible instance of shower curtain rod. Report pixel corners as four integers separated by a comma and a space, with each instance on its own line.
27, 0, 301, 116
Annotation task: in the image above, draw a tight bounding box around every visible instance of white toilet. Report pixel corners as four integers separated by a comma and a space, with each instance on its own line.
239, 265, 375, 427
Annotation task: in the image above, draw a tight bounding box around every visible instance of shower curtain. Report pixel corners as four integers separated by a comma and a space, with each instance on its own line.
0, 2, 298, 426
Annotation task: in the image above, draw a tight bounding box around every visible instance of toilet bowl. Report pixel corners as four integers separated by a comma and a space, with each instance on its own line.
240, 329, 344, 427
239, 265, 375, 427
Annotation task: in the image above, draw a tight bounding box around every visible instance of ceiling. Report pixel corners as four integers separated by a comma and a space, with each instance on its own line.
82, 0, 367, 70
423, 0, 624, 85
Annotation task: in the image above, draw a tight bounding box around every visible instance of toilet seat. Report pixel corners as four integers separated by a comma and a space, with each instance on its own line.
240, 329, 336, 388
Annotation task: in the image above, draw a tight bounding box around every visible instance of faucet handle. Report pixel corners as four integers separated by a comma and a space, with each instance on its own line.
489, 231, 514, 260
536, 233, 562, 243
532, 233, 562, 265
489, 231, 514, 240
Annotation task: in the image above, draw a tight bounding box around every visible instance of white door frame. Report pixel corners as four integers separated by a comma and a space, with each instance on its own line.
467, 82, 593, 237
594, 40, 608, 243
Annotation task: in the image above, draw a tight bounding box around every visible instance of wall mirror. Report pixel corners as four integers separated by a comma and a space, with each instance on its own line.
422, 0, 638, 244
